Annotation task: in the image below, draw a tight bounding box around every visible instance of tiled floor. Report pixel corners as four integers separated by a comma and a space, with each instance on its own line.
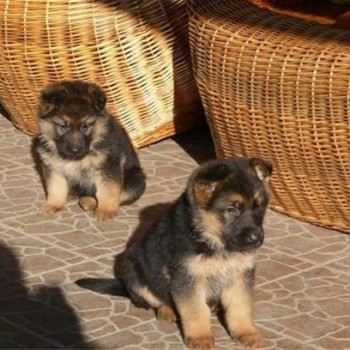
0, 115, 349, 350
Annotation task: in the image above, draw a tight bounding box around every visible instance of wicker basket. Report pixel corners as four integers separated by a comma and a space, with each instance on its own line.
188, 0, 350, 232
0, 0, 202, 148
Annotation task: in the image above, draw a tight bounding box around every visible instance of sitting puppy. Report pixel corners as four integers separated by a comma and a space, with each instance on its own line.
76, 157, 272, 348
36, 80, 146, 220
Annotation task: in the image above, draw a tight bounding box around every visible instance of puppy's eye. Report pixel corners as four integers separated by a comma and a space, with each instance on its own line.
225, 202, 241, 215
225, 206, 237, 213
81, 121, 95, 131
55, 121, 68, 131
81, 123, 89, 131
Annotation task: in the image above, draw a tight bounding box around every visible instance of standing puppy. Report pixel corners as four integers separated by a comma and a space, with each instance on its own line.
36, 80, 146, 220
76, 157, 272, 348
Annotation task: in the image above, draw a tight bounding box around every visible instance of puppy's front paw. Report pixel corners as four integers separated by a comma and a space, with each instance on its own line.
40, 202, 63, 215
186, 336, 214, 350
95, 209, 118, 221
235, 329, 263, 348
157, 305, 177, 323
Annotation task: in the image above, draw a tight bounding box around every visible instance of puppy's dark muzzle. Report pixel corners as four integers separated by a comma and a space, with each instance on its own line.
224, 227, 264, 252
245, 228, 264, 248
225, 226, 264, 252
57, 132, 90, 160
65, 145, 87, 159
59, 144, 88, 160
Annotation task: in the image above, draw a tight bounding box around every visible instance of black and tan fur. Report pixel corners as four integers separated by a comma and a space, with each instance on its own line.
76, 157, 272, 348
36, 80, 146, 220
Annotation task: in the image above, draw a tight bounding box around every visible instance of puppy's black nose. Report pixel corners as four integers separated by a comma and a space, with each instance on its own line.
71, 146, 83, 154
246, 230, 263, 245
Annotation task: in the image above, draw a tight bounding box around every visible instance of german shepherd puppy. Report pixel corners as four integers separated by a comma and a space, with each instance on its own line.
76, 157, 272, 348
36, 80, 146, 220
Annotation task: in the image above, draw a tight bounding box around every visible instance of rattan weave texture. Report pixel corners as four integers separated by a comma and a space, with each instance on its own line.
0, 0, 202, 147
188, 0, 350, 232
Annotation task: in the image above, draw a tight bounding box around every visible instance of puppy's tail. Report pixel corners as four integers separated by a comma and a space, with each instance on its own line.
76, 278, 128, 298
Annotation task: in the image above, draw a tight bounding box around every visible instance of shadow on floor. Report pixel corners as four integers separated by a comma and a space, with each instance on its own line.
0, 103, 11, 121
173, 125, 216, 164
114, 202, 173, 277
0, 243, 94, 349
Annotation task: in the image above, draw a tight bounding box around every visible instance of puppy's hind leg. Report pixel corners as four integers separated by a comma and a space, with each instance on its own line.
120, 165, 146, 205
79, 196, 97, 212
156, 305, 177, 323
131, 285, 176, 322
95, 178, 121, 220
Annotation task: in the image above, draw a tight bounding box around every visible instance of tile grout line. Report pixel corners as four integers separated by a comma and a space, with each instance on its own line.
0, 222, 121, 279
258, 323, 321, 350
256, 251, 350, 288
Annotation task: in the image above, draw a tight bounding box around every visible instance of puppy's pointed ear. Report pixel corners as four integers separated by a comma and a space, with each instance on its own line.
193, 163, 230, 206
39, 84, 67, 117
194, 180, 220, 206
88, 84, 106, 112
249, 158, 273, 182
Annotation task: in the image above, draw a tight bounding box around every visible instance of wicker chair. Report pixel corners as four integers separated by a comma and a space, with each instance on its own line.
0, 0, 202, 147
188, 0, 350, 232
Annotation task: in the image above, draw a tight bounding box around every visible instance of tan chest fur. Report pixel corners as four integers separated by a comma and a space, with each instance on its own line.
186, 252, 255, 297
40, 147, 106, 184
